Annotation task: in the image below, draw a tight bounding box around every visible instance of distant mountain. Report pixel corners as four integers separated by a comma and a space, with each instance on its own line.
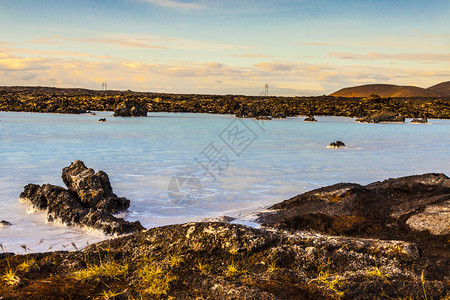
330, 82, 450, 97
427, 81, 450, 96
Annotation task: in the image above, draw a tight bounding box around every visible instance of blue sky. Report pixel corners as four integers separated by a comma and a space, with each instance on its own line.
0, 0, 449, 95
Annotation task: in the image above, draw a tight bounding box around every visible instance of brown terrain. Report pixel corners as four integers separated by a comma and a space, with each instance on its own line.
0, 84, 449, 119
330, 81, 450, 98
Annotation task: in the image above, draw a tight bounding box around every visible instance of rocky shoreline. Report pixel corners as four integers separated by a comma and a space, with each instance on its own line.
1, 86, 449, 119
1, 169, 449, 299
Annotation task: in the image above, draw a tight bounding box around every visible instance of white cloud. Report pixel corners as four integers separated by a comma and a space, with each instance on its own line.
330, 52, 450, 62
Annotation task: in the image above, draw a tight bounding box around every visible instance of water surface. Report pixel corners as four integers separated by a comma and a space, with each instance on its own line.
0, 112, 449, 253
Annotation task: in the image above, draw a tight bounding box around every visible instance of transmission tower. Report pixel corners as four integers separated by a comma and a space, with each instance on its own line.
102, 82, 107, 91
264, 83, 269, 97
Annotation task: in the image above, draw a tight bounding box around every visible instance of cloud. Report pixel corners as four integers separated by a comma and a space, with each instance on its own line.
330, 52, 450, 62
1, 49, 449, 96
231, 54, 274, 58
254, 62, 298, 72
295, 43, 333, 46
136, 0, 204, 10
68, 38, 167, 49
29, 36, 64, 45
1, 46, 113, 59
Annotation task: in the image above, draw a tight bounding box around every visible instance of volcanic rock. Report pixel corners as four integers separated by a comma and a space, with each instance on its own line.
113, 100, 147, 117
20, 161, 144, 235
411, 117, 428, 123
304, 115, 317, 122
356, 110, 405, 123
327, 141, 346, 148
258, 173, 450, 259
0, 221, 448, 299
0, 220, 12, 226
255, 115, 272, 121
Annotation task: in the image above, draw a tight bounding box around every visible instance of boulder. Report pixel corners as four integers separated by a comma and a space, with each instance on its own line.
258, 173, 450, 258
113, 100, 147, 117
304, 115, 317, 122
98, 118, 106, 122
356, 110, 405, 123
327, 141, 346, 148
20, 161, 144, 235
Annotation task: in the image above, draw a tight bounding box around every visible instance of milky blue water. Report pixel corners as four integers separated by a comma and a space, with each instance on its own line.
0, 112, 449, 253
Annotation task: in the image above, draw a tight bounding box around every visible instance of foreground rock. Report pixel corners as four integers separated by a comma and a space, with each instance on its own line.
258, 173, 450, 261
113, 100, 147, 117
1, 222, 448, 299
356, 110, 405, 123
20, 161, 144, 235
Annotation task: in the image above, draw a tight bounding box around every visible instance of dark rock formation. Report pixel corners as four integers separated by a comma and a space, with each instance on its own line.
255, 115, 272, 121
258, 173, 449, 259
113, 100, 147, 117
98, 118, 106, 122
411, 117, 428, 123
327, 141, 346, 148
304, 115, 317, 122
19, 161, 144, 235
0, 220, 12, 226
356, 110, 405, 123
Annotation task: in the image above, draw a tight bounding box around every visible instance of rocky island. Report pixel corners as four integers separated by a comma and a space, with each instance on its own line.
19, 161, 144, 235
1, 171, 448, 299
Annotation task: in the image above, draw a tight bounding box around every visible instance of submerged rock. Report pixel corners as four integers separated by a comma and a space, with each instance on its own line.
20, 161, 144, 235
327, 141, 346, 148
113, 100, 147, 117
356, 110, 405, 123
0, 220, 12, 226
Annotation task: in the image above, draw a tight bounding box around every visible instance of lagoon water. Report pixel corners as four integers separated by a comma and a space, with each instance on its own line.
1, 111, 449, 253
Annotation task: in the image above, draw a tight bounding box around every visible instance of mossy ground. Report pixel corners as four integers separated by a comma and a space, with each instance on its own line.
1, 222, 448, 299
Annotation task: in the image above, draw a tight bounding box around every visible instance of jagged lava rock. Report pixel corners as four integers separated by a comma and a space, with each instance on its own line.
258, 173, 449, 259
356, 110, 405, 123
0, 220, 12, 226
411, 117, 428, 123
113, 100, 147, 117
20, 161, 144, 235
327, 141, 346, 148
304, 115, 317, 122
62, 160, 129, 210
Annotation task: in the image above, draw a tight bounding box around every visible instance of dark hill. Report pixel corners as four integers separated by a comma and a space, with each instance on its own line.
330, 83, 444, 97
427, 81, 450, 96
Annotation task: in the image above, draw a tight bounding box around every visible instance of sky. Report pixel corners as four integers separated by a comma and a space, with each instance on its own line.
0, 0, 449, 96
